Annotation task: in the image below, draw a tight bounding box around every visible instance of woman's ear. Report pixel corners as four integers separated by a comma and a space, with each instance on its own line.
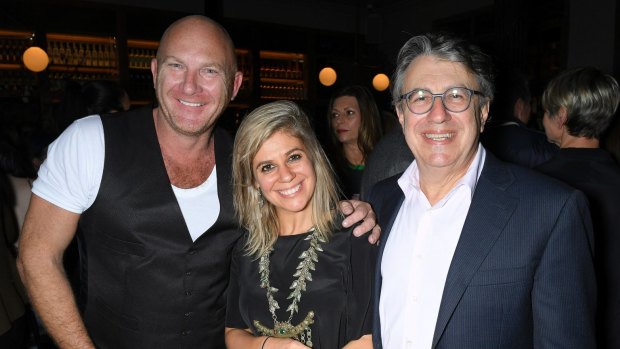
556, 107, 568, 127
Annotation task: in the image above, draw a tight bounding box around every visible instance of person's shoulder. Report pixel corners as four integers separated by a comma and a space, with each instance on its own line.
329, 219, 375, 252
484, 154, 577, 196
328, 214, 358, 239
215, 127, 234, 150
54, 114, 103, 146
72, 113, 103, 129
534, 154, 561, 174
364, 172, 403, 217
370, 172, 402, 196
371, 129, 411, 157
483, 122, 546, 145
232, 230, 251, 254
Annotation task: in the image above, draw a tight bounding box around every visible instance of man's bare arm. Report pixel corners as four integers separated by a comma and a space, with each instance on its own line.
17, 194, 95, 349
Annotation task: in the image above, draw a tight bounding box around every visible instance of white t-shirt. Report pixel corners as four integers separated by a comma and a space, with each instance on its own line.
32, 115, 219, 241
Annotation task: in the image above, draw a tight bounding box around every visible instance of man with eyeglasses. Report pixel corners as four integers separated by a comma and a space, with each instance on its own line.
367, 33, 596, 348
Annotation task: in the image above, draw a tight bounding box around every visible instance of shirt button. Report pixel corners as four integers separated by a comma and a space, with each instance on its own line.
181, 330, 192, 336
185, 271, 192, 276
185, 290, 192, 296
184, 312, 193, 317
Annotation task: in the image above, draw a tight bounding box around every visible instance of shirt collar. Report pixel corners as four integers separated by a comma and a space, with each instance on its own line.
398, 143, 486, 201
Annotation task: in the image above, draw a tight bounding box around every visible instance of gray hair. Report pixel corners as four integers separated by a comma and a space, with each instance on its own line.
542, 67, 620, 139
391, 33, 494, 112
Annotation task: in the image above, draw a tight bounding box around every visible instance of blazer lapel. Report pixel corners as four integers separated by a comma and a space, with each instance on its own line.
376, 182, 405, 258
432, 157, 518, 347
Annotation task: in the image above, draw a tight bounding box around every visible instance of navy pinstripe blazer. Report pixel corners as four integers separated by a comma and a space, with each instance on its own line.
369, 152, 597, 349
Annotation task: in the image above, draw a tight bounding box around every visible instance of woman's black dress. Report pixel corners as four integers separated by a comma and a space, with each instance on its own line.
226, 226, 376, 348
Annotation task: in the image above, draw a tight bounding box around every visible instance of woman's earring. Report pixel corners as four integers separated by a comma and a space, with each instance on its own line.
258, 189, 264, 208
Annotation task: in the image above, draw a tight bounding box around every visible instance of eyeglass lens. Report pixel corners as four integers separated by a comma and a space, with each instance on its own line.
405, 87, 473, 114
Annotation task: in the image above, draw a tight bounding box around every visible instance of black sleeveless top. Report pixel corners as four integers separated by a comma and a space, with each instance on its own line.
79, 107, 241, 349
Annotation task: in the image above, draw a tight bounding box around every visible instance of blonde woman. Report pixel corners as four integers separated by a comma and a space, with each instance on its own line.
225, 101, 375, 349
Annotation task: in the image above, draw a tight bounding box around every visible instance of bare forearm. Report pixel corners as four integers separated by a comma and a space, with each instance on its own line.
342, 334, 373, 349
17, 195, 92, 348
18, 255, 94, 349
225, 328, 267, 349
225, 328, 308, 348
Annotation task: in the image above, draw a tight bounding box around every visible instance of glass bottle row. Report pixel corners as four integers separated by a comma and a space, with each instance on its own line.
0, 38, 31, 65
128, 48, 156, 69
259, 59, 304, 80
47, 40, 117, 68
260, 82, 305, 100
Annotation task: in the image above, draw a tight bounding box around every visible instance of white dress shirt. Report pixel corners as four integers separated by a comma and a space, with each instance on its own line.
380, 145, 486, 349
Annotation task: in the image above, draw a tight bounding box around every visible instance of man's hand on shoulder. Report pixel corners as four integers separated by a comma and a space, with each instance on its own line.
339, 200, 380, 244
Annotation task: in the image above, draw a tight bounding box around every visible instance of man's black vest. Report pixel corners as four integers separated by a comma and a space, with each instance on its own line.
78, 107, 241, 348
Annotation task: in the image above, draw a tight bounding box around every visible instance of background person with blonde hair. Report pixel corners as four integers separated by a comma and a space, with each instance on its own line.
226, 100, 375, 349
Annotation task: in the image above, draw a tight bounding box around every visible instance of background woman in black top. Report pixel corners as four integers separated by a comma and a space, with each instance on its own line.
326, 85, 382, 199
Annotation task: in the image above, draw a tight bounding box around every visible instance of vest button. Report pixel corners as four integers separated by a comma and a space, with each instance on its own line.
181, 330, 192, 336
185, 271, 192, 276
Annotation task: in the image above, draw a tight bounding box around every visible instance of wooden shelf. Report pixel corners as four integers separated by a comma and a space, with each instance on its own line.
0, 63, 22, 70
127, 39, 159, 49
48, 65, 117, 74
47, 33, 116, 44
261, 77, 304, 84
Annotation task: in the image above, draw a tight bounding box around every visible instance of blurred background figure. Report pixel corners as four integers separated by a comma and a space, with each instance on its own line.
0, 142, 32, 349
81, 80, 130, 116
481, 69, 558, 167
359, 127, 413, 200
603, 111, 620, 165
55, 79, 130, 133
535, 66, 620, 349
326, 85, 382, 199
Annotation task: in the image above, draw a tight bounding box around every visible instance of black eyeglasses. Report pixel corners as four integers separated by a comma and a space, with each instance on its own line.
399, 87, 484, 115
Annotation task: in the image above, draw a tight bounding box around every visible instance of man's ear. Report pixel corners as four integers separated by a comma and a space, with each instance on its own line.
480, 100, 490, 132
396, 105, 405, 129
150, 58, 158, 89
230, 71, 243, 101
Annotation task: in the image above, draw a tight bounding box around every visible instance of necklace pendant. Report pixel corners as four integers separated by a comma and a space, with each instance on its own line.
274, 321, 294, 337
253, 311, 315, 340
